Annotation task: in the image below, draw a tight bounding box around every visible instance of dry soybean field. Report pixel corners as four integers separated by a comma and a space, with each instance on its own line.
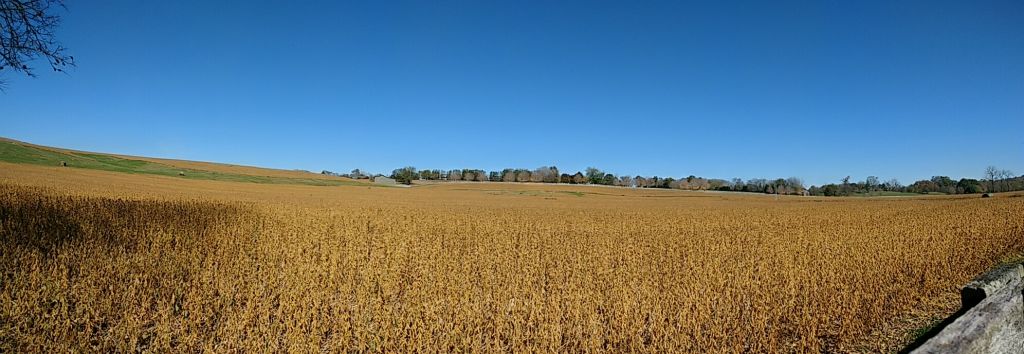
2, 163, 1023, 353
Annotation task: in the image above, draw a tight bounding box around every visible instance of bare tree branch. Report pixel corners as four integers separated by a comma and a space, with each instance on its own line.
0, 0, 73, 87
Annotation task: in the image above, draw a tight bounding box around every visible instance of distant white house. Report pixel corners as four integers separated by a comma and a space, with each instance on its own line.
373, 176, 397, 185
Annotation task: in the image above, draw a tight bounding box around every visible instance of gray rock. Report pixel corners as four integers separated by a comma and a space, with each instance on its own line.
911, 263, 1024, 354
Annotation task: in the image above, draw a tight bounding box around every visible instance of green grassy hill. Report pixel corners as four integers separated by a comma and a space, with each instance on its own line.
0, 139, 365, 187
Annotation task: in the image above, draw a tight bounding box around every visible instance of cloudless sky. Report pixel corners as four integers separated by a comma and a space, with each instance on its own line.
2, 0, 1022, 186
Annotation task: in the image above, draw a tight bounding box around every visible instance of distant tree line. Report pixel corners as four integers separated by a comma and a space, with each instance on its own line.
325, 165, 806, 195
322, 165, 1022, 196
806, 166, 1020, 196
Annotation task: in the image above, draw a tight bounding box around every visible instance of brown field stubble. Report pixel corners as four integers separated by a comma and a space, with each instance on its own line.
1, 163, 1023, 352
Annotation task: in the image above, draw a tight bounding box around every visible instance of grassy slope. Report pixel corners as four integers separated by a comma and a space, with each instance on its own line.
0, 139, 365, 187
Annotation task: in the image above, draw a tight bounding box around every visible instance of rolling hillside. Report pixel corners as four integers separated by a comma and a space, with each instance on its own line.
0, 137, 366, 187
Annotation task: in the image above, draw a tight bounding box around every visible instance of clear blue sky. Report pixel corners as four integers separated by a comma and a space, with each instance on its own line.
2, 0, 1022, 186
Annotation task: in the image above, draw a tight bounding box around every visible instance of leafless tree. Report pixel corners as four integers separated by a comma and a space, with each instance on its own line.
998, 168, 1014, 192
634, 176, 646, 188
883, 178, 901, 191
617, 175, 633, 187
530, 166, 559, 183
572, 172, 586, 184
693, 177, 710, 190
529, 168, 545, 183
787, 177, 805, 191
985, 166, 999, 193
1, 0, 73, 87
515, 170, 530, 183
864, 176, 878, 191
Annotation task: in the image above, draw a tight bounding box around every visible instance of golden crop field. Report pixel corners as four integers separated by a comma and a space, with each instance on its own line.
2, 162, 1023, 353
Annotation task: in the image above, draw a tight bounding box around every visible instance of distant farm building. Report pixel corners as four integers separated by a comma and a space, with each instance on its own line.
373, 176, 397, 185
